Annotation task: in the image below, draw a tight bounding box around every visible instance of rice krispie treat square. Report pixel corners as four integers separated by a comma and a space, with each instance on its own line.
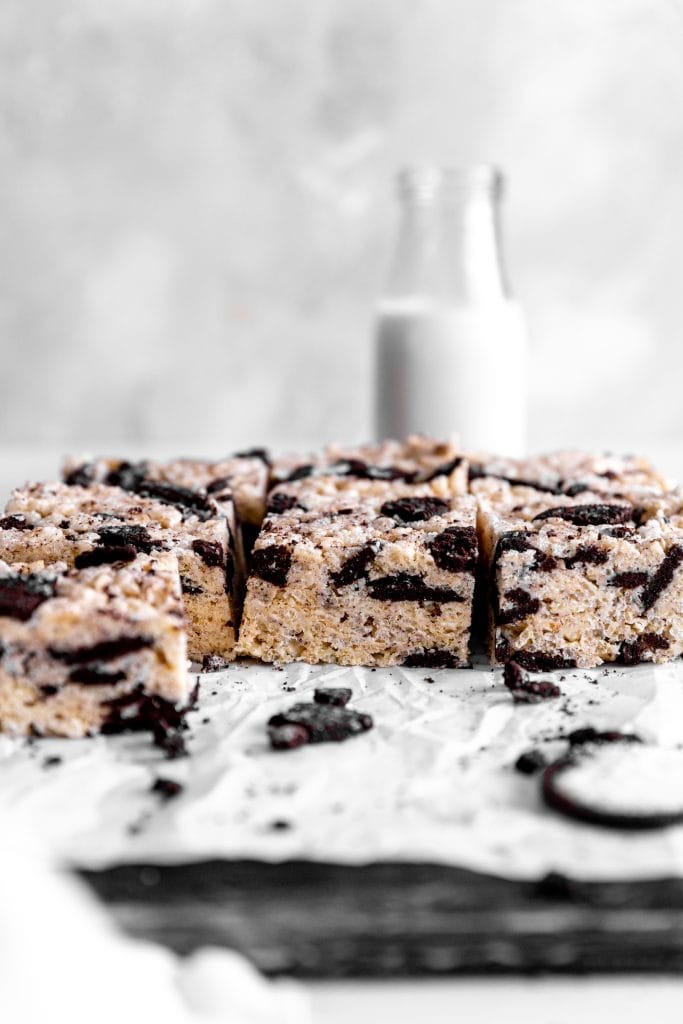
0, 554, 190, 739
238, 494, 478, 667
2, 482, 236, 662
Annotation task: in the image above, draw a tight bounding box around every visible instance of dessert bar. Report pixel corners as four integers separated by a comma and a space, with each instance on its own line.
238, 493, 478, 667
2, 481, 237, 661
0, 553, 189, 738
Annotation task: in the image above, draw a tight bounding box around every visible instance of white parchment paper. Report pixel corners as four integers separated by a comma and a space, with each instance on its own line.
2, 660, 683, 881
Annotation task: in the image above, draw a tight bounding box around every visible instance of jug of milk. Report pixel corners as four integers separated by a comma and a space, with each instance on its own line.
374, 165, 529, 454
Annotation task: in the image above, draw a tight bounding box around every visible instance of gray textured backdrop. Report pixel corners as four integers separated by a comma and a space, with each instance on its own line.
1, 0, 682, 457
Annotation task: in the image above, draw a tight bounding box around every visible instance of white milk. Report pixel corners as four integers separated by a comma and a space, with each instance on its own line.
375, 297, 528, 455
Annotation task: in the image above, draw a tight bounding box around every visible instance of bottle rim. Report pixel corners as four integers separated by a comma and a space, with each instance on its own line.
397, 163, 504, 202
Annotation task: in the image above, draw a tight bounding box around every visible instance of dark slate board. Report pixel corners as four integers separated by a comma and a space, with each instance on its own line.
81, 860, 683, 976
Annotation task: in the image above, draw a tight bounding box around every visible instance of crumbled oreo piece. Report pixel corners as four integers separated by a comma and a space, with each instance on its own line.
137, 480, 215, 520
68, 666, 126, 685
105, 461, 149, 493
267, 699, 373, 749
330, 541, 382, 586
0, 573, 57, 621
95, 524, 156, 554
515, 749, 547, 774
542, 735, 683, 830
64, 463, 96, 487
103, 681, 199, 758
367, 573, 465, 603
205, 475, 232, 495
532, 504, 633, 526
640, 545, 683, 611
314, 687, 352, 706
191, 539, 225, 568
74, 544, 138, 569
267, 493, 307, 515
502, 649, 577, 672
503, 660, 562, 703
49, 635, 154, 664
564, 545, 609, 569
180, 576, 203, 596
619, 632, 670, 666
328, 459, 415, 483
561, 481, 590, 497
233, 447, 271, 466
201, 654, 231, 672
497, 588, 541, 625
252, 545, 292, 587
419, 457, 464, 483
282, 464, 315, 483
428, 526, 478, 572
469, 464, 561, 495
151, 777, 183, 799
403, 649, 461, 668
0, 514, 33, 531
380, 496, 450, 523
268, 723, 310, 750
43, 755, 62, 769
609, 570, 648, 589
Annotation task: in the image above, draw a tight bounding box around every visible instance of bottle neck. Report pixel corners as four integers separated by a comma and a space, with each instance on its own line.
386, 166, 510, 304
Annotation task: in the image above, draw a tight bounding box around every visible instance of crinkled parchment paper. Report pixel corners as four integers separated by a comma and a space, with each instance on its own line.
2, 660, 683, 881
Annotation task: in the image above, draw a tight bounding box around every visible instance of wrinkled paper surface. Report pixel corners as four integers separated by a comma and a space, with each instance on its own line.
2, 659, 683, 880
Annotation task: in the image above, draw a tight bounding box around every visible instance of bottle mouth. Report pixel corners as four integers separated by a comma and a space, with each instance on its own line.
397, 164, 503, 203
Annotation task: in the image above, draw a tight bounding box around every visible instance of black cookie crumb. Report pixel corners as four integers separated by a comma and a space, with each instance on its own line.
428, 526, 478, 572
252, 545, 292, 587
314, 687, 352, 706
151, 777, 184, 799
503, 660, 562, 703
515, 749, 547, 774
268, 700, 373, 749
330, 541, 382, 586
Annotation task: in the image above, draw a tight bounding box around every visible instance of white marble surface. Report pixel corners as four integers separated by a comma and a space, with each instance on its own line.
1, 1, 682, 456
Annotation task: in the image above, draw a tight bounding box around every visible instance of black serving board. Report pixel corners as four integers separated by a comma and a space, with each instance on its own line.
81, 860, 683, 976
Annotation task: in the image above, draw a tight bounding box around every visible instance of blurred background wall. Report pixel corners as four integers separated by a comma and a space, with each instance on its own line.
1, 0, 681, 458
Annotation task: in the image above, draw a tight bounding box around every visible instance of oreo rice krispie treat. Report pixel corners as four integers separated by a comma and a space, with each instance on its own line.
0, 553, 189, 738
2, 481, 237, 662
238, 492, 478, 667
471, 453, 679, 670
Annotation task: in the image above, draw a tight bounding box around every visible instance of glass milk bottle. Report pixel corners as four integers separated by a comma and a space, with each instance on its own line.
374, 165, 528, 454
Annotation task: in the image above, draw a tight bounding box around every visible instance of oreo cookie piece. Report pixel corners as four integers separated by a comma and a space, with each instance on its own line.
330, 541, 381, 586
0, 573, 57, 621
251, 545, 292, 587
267, 699, 373, 748
313, 687, 352, 707
532, 504, 633, 527
543, 735, 683, 829
503, 660, 562, 703
367, 573, 465, 603
380, 496, 449, 523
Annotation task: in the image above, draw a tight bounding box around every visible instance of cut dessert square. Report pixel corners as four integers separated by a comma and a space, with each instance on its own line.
468, 450, 671, 503
238, 494, 478, 667
2, 482, 237, 662
271, 435, 468, 496
0, 553, 190, 738
62, 452, 269, 557
475, 479, 683, 670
